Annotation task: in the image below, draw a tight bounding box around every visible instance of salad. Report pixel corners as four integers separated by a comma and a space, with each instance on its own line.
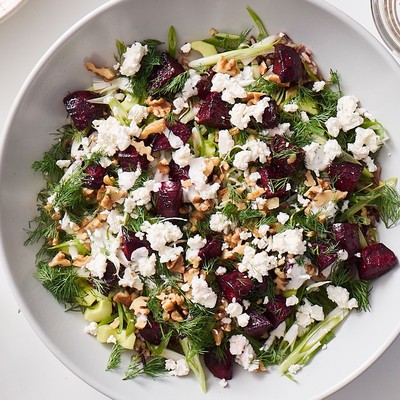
26, 8, 400, 391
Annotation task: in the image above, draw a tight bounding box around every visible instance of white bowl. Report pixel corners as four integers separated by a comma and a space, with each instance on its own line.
1, 0, 400, 399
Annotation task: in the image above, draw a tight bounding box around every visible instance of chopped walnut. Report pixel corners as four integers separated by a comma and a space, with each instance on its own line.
212, 57, 240, 76
246, 91, 266, 106
130, 296, 150, 316
167, 255, 185, 273
48, 251, 71, 267
157, 158, 170, 175
140, 118, 166, 139
246, 188, 266, 200
274, 267, 287, 292
113, 291, 138, 307
85, 61, 116, 82
131, 140, 154, 162
72, 255, 92, 267
146, 97, 171, 117
103, 175, 115, 186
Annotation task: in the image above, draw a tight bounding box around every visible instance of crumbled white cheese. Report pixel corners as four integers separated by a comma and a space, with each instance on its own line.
296, 299, 324, 328
86, 253, 108, 279
215, 266, 227, 276
180, 42, 191, 53
128, 103, 148, 125
229, 334, 259, 371
233, 139, 271, 170
190, 274, 217, 308
219, 379, 228, 388
165, 358, 190, 376
163, 127, 184, 149
120, 42, 148, 77
218, 129, 235, 156
283, 103, 299, 113
56, 159, 71, 169
187, 234, 206, 249
226, 300, 243, 318
327, 285, 359, 310
285, 263, 310, 290
118, 268, 143, 290
209, 212, 232, 233
312, 80, 326, 92
229, 97, 270, 129
302, 139, 342, 175
277, 212, 290, 225
286, 295, 299, 306
270, 228, 306, 255
288, 364, 302, 375
236, 313, 250, 327
347, 126, 382, 166
118, 168, 141, 191
181, 69, 201, 101
238, 246, 277, 282
84, 322, 98, 336
173, 96, 187, 114
172, 143, 193, 168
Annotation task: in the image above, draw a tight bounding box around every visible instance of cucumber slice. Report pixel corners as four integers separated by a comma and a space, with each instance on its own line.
190, 41, 218, 57
97, 324, 117, 343
84, 299, 113, 322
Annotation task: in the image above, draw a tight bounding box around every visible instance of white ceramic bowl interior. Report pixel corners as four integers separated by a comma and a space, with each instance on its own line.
1, 0, 400, 399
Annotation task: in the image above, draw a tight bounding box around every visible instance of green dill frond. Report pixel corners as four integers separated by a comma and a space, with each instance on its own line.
194, 214, 212, 237
227, 183, 245, 203
237, 206, 263, 225
329, 69, 341, 92
204, 28, 251, 51
201, 257, 218, 275
221, 202, 239, 220
35, 262, 82, 304
331, 262, 371, 312
129, 39, 163, 100
125, 206, 149, 232
32, 125, 80, 183
24, 209, 58, 245
257, 346, 282, 366
114, 40, 127, 64
106, 343, 124, 370
374, 183, 400, 228
246, 77, 284, 103
124, 355, 167, 380
150, 70, 190, 96
177, 303, 216, 352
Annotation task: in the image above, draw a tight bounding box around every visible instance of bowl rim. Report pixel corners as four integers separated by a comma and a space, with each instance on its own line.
1, 0, 400, 399
0, 0, 28, 24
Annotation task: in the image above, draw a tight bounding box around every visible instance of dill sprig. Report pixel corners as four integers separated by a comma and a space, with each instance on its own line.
257, 346, 282, 366
123, 355, 167, 380
24, 208, 58, 245
374, 184, 400, 228
331, 262, 371, 312
106, 343, 124, 370
150, 70, 190, 96
204, 28, 251, 51
35, 262, 82, 304
128, 39, 163, 100
32, 125, 81, 183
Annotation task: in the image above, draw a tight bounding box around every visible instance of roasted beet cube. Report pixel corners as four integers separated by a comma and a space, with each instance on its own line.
196, 92, 232, 129
152, 121, 191, 152
204, 346, 234, 380
198, 237, 223, 261
358, 243, 398, 280
270, 134, 304, 174
264, 295, 293, 329
273, 44, 304, 84
260, 99, 279, 129
63, 90, 106, 130
155, 180, 182, 218
148, 52, 185, 92
332, 223, 360, 256
217, 270, 254, 302
195, 70, 215, 99
316, 243, 338, 271
169, 160, 190, 181
328, 162, 363, 193
139, 319, 163, 345
120, 227, 151, 260
82, 163, 106, 189
244, 309, 273, 338
117, 145, 149, 171
258, 165, 289, 198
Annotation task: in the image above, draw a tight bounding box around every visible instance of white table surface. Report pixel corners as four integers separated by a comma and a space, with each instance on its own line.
1, 0, 400, 399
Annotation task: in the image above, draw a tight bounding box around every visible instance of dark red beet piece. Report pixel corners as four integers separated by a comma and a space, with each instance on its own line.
152, 121, 192, 152
316, 243, 338, 271
260, 99, 279, 129
155, 180, 182, 218
139, 319, 163, 345
204, 347, 234, 380
244, 309, 273, 338
63, 90, 106, 130
148, 52, 185, 92
82, 164, 106, 189
217, 270, 254, 302
169, 160, 190, 181
332, 223, 360, 256
196, 92, 232, 129
117, 145, 149, 171
195, 70, 216, 99
198, 237, 222, 261
273, 44, 304, 84
328, 162, 364, 193
120, 227, 151, 260
264, 295, 294, 329
270, 134, 304, 174
358, 243, 398, 280
258, 165, 289, 198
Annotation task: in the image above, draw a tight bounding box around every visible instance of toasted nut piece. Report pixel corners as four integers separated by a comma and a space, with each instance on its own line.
82, 188, 95, 201
304, 170, 316, 187
100, 195, 113, 210
246, 91, 265, 106
130, 296, 150, 316
258, 61, 268, 75
146, 97, 171, 117
266, 197, 280, 210
103, 175, 115, 186
131, 140, 154, 162
72, 255, 92, 267
247, 188, 266, 200
170, 310, 184, 322
181, 179, 192, 188
48, 251, 71, 267
109, 317, 120, 330
157, 158, 170, 175
85, 61, 116, 81
140, 119, 166, 139
113, 291, 137, 307
167, 255, 185, 273
106, 186, 127, 202
212, 328, 224, 346
213, 57, 240, 76
265, 74, 290, 87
